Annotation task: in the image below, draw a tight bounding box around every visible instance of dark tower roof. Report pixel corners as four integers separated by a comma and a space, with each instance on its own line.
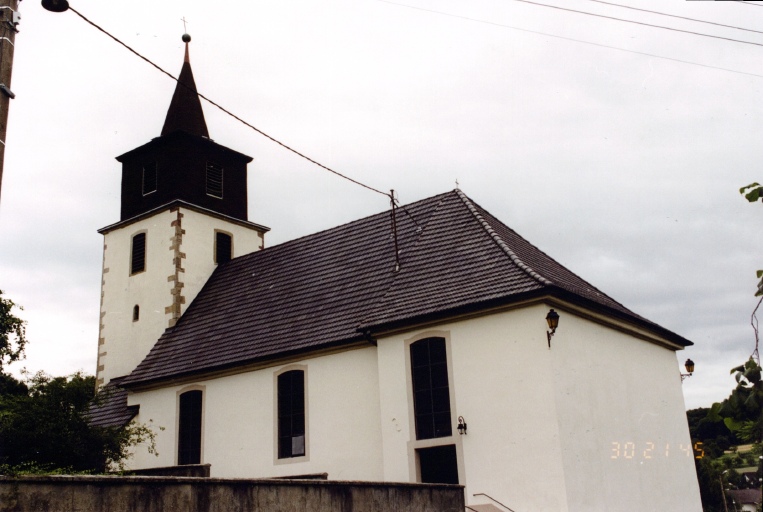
161, 42, 209, 138
113, 36, 253, 223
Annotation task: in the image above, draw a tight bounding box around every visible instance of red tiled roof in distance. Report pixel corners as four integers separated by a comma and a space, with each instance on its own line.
120, 190, 691, 388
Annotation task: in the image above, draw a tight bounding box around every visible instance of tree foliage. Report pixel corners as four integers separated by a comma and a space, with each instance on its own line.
719, 358, 763, 444
0, 289, 28, 369
0, 372, 157, 474
740, 183, 763, 297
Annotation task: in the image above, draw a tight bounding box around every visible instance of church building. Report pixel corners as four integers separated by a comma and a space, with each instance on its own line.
90, 38, 702, 512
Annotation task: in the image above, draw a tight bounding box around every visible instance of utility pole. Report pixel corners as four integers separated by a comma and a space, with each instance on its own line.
0, 0, 19, 206
719, 471, 730, 512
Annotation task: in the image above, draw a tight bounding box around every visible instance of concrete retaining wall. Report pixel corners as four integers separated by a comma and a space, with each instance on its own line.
0, 475, 464, 512
126, 464, 211, 478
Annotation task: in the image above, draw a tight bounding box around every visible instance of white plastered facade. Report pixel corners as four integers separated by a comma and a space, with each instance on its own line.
124, 302, 702, 512
97, 206, 265, 386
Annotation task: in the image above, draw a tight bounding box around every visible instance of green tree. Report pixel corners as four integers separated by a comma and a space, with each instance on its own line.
0, 371, 157, 473
0, 289, 28, 369
740, 182, 763, 298
694, 457, 725, 512
719, 358, 763, 444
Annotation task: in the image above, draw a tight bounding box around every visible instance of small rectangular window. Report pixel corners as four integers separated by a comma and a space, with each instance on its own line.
278, 370, 306, 459
418, 445, 459, 484
142, 162, 157, 195
215, 232, 232, 264
131, 232, 146, 275
206, 162, 223, 199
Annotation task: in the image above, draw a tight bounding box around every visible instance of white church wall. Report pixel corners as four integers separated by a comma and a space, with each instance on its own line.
127, 345, 384, 480
549, 311, 702, 512
99, 210, 176, 385
123, 299, 700, 512
98, 207, 264, 387
376, 302, 700, 512
376, 305, 571, 512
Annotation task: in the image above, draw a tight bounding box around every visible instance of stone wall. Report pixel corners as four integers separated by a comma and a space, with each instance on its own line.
0, 475, 464, 512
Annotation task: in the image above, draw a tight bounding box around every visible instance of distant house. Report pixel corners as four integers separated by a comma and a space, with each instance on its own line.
90, 40, 702, 511
727, 489, 762, 512
742, 471, 762, 489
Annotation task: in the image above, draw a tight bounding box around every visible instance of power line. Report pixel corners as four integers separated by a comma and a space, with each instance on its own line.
509, 0, 763, 47
584, 0, 763, 35
67, 6, 391, 200
375, 0, 763, 79
732, 0, 763, 7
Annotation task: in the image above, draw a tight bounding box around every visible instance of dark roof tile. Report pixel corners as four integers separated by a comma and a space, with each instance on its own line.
121, 190, 690, 387
87, 378, 139, 428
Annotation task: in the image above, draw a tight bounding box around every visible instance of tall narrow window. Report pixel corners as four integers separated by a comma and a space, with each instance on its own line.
130, 232, 146, 275
215, 231, 232, 264
277, 370, 305, 459
132, 305, 140, 322
410, 337, 452, 440
178, 390, 203, 465
142, 162, 157, 195
206, 162, 223, 199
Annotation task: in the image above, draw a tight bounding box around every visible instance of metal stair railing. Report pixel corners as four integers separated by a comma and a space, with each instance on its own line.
471, 493, 519, 512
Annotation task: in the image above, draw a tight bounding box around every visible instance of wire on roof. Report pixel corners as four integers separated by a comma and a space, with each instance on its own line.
390, 190, 401, 272
583, 0, 763, 35
68, 6, 391, 200
375, 0, 763, 79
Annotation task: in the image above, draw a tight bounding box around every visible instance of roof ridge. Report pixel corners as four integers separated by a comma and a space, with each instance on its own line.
230, 191, 452, 263
455, 188, 552, 286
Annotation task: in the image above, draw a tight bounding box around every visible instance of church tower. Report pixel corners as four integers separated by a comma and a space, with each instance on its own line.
96, 36, 269, 387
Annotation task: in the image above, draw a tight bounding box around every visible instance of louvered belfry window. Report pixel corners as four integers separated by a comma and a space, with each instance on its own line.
206, 162, 223, 199
142, 162, 157, 195
411, 337, 453, 440
130, 232, 146, 275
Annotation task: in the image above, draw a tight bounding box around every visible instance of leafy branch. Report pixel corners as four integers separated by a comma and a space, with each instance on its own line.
0, 289, 28, 369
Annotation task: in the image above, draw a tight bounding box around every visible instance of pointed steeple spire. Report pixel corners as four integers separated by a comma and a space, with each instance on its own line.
161, 34, 209, 138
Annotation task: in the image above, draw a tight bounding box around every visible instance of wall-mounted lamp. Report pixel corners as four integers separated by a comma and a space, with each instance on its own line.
457, 416, 467, 435
546, 309, 560, 348
681, 358, 695, 382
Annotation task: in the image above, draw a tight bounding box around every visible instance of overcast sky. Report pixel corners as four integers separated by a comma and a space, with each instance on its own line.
0, 0, 761, 410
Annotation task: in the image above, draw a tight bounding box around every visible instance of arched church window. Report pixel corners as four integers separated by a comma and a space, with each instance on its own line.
132, 305, 139, 322
178, 389, 203, 465
277, 369, 306, 459
410, 337, 452, 440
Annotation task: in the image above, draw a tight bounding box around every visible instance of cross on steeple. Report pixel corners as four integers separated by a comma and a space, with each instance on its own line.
181, 16, 189, 32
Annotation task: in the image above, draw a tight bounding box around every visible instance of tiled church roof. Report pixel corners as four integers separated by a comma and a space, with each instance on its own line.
120, 190, 690, 388
87, 378, 139, 428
